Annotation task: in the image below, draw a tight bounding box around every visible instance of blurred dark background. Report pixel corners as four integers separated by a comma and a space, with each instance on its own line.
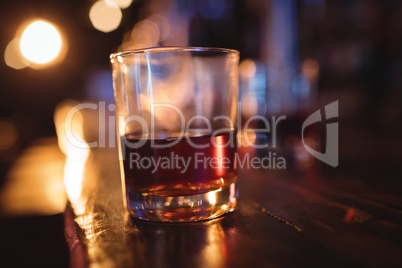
1, 1, 402, 267
0, 0, 401, 189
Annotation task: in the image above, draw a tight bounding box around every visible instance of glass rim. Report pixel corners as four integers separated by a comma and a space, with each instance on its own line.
110, 46, 240, 60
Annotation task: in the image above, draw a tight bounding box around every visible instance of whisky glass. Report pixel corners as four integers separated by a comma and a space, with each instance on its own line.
110, 47, 239, 222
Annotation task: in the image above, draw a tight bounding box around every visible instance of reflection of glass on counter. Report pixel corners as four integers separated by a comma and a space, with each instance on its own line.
54, 100, 90, 215
54, 99, 130, 266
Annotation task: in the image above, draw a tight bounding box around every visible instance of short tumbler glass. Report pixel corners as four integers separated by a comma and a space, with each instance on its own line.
110, 47, 239, 222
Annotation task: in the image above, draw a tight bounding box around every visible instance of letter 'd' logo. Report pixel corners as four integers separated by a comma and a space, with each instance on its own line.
301, 101, 338, 167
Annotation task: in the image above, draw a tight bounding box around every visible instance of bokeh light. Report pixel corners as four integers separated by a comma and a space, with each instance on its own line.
131, 19, 160, 48
89, 1, 122, 33
105, 0, 133, 9
120, 14, 171, 51
239, 59, 257, 79
4, 38, 30, 70
0, 120, 18, 151
302, 58, 319, 80
20, 20, 62, 64
148, 14, 170, 41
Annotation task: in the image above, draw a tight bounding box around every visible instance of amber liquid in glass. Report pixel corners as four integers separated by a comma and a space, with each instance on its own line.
121, 131, 237, 197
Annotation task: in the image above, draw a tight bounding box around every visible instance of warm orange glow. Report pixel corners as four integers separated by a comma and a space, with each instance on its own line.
216, 136, 224, 158
0, 140, 67, 217
131, 19, 161, 48
54, 100, 90, 214
239, 129, 257, 147
239, 59, 257, 79
120, 14, 171, 51
63, 140, 90, 204
148, 14, 171, 41
200, 223, 226, 267
89, 0, 122, 33
214, 135, 225, 176
0, 120, 18, 150
118, 115, 126, 136
54, 101, 107, 251
20, 20, 62, 64
105, 0, 132, 9
4, 38, 30, 69
54, 100, 84, 154
302, 59, 319, 80
344, 207, 355, 223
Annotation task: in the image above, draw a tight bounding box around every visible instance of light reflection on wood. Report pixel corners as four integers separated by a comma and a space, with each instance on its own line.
0, 138, 67, 216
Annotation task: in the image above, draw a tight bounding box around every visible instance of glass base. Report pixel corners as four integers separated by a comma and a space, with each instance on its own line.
126, 182, 238, 222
